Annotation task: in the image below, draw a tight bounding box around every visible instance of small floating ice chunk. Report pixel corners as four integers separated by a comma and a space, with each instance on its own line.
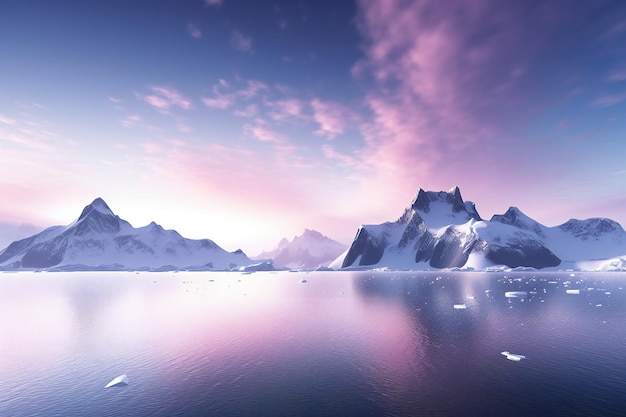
501, 351, 526, 361
105, 374, 129, 388
505, 291, 528, 298
453, 304, 468, 310
300, 278, 307, 283
566, 289, 580, 295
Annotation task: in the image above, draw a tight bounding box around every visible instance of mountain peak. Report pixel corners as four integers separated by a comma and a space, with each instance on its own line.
559, 217, 625, 238
0, 198, 255, 270
410, 186, 481, 220
255, 229, 347, 268
491, 206, 545, 236
78, 197, 114, 221
301, 229, 324, 239
73, 197, 126, 236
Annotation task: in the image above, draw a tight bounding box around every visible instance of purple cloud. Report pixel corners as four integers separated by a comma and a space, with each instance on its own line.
230, 30, 253, 53
202, 95, 235, 109
352, 0, 576, 195
268, 98, 304, 121
311, 98, 350, 139
234, 104, 258, 118
607, 70, 626, 82
202, 79, 267, 110
187, 23, 202, 39
139, 86, 192, 112
590, 92, 626, 107
0, 115, 16, 125
244, 123, 285, 143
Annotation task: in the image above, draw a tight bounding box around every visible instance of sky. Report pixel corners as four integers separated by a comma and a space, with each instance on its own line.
2, 0, 626, 255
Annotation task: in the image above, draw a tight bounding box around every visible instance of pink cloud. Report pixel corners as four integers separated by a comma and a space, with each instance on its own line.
187, 23, 202, 39
238, 80, 268, 99
268, 98, 304, 121
202, 79, 267, 110
244, 123, 285, 143
121, 114, 142, 128
230, 30, 253, 53
139, 86, 192, 112
311, 98, 350, 139
350, 0, 572, 198
0, 115, 16, 125
590, 93, 626, 108
202, 95, 235, 109
321, 144, 356, 167
234, 104, 258, 118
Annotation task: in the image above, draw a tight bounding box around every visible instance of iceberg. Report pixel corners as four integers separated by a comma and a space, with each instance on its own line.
453, 304, 468, 309
504, 291, 527, 298
566, 289, 580, 295
501, 351, 526, 361
105, 374, 129, 388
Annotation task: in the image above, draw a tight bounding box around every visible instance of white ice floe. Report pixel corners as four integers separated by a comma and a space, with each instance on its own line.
504, 291, 528, 298
501, 351, 526, 361
566, 289, 580, 295
105, 374, 129, 388
453, 304, 468, 309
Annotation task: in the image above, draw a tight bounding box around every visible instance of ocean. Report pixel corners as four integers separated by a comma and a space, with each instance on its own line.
1, 271, 625, 416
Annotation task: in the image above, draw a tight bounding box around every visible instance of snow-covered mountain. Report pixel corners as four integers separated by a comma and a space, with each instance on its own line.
255, 229, 347, 269
331, 187, 626, 271
0, 198, 254, 271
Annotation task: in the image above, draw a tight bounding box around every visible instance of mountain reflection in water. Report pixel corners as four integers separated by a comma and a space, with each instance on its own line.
0, 271, 625, 417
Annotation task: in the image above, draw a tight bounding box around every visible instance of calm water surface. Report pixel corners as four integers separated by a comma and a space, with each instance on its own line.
0, 271, 625, 416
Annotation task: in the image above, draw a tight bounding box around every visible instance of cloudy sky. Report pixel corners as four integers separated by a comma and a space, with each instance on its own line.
2, 0, 626, 254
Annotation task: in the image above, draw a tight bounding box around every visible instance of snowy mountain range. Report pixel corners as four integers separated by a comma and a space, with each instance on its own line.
330, 187, 626, 271
255, 229, 347, 269
0, 198, 254, 271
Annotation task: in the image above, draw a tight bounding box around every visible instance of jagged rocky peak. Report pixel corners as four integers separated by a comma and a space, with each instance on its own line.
342, 226, 385, 268
559, 217, 625, 238
78, 197, 115, 220
408, 186, 481, 220
491, 207, 545, 236
74, 197, 123, 235
301, 229, 324, 239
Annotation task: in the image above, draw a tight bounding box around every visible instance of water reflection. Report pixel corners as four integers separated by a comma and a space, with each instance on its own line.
0, 271, 625, 416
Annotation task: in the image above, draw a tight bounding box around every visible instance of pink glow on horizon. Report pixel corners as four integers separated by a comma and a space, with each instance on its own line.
2, 1, 626, 254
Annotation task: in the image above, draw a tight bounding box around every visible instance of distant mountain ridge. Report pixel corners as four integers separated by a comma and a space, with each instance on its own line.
0, 198, 254, 271
256, 229, 347, 269
331, 187, 626, 271
3, 191, 626, 272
